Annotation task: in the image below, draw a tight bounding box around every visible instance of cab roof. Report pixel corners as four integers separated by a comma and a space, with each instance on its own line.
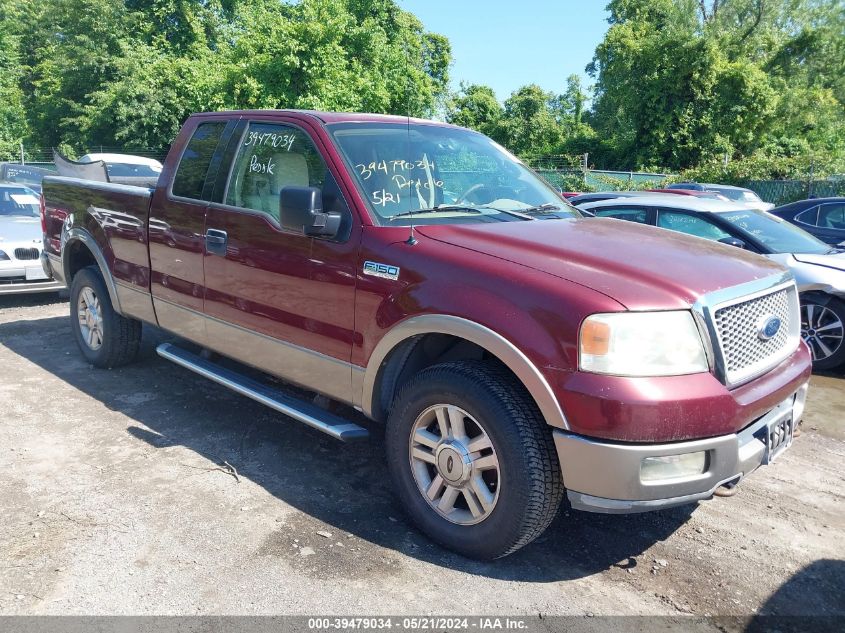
192, 109, 459, 128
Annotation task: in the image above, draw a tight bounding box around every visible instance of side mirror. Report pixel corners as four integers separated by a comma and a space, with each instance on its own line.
718, 236, 746, 249
279, 186, 340, 238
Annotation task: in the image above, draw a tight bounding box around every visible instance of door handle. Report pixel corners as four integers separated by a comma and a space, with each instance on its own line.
205, 229, 228, 256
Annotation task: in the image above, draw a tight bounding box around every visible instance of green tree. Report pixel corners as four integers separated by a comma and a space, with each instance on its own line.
3, 0, 451, 152
223, 0, 450, 116
0, 0, 28, 158
589, 0, 845, 170
494, 84, 564, 157
447, 83, 503, 134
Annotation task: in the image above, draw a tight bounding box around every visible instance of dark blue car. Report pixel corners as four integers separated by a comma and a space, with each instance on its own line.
770, 198, 845, 246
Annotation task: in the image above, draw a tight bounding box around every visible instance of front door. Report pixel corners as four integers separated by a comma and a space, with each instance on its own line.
202, 119, 360, 405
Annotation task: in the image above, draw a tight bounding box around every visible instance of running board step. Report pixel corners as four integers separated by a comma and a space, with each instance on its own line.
156, 343, 369, 442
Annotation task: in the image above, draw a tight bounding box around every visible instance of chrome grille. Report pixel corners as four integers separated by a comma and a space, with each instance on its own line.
713, 288, 794, 386
14, 247, 39, 260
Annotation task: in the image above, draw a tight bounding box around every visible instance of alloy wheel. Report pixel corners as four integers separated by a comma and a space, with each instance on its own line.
77, 286, 104, 350
801, 302, 844, 362
408, 404, 500, 525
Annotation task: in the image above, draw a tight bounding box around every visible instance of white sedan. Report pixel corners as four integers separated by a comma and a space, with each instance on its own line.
0, 183, 65, 295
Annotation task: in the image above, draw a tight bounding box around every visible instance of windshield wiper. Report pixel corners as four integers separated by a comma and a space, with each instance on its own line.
518, 203, 562, 215
388, 205, 484, 221
388, 205, 535, 222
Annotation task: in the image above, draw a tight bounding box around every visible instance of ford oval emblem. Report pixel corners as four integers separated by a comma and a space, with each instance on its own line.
757, 315, 782, 341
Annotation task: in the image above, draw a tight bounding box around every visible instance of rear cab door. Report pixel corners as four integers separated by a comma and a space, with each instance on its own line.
149, 115, 240, 345
201, 114, 362, 405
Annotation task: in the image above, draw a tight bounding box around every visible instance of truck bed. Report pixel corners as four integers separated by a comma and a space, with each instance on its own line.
42, 176, 154, 294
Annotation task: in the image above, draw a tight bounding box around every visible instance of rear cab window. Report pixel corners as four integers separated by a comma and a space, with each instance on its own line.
172, 121, 229, 200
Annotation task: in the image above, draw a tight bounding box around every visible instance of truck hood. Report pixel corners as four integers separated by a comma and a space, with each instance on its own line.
792, 251, 845, 273
417, 218, 787, 310
0, 215, 42, 244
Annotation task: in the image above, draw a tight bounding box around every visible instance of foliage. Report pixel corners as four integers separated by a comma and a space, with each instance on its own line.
0, 0, 451, 154
587, 0, 845, 172
0, 0, 27, 158
1, 0, 843, 184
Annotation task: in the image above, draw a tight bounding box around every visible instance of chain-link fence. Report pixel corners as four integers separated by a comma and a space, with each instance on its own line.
525, 154, 672, 192
748, 177, 845, 206
9, 146, 169, 164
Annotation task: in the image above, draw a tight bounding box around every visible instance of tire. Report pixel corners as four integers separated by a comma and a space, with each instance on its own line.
801, 295, 845, 370
385, 360, 564, 559
70, 266, 141, 368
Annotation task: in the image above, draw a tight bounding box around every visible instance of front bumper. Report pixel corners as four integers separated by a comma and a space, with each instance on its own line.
555, 383, 808, 514
0, 253, 65, 295
0, 277, 66, 295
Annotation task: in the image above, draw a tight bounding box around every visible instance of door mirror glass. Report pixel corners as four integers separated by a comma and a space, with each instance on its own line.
279, 186, 340, 237
718, 236, 746, 249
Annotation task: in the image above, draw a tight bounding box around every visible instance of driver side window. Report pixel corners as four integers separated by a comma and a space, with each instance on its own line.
225, 123, 342, 224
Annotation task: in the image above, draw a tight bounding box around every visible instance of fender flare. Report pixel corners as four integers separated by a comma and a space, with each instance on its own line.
361, 314, 570, 430
62, 228, 124, 315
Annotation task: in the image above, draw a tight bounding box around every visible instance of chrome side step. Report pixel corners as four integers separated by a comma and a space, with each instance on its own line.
156, 343, 369, 442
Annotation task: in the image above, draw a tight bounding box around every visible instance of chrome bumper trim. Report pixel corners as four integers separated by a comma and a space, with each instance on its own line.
555, 384, 807, 514
567, 474, 742, 514
0, 280, 65, 295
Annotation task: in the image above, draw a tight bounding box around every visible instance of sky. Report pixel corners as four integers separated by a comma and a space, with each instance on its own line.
396, 1, 611, 102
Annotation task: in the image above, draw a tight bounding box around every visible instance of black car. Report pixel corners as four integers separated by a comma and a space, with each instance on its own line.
770, 197, 845, 246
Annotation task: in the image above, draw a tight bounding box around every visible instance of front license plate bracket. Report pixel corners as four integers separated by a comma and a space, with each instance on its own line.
764, 415, 793, 464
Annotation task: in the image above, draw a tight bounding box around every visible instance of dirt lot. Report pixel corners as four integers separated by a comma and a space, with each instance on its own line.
0, 295, 843, 619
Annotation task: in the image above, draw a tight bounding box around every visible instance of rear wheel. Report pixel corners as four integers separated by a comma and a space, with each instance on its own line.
801, 295, 845, 370
386, 360, 563, 559
70, 266, 141, 368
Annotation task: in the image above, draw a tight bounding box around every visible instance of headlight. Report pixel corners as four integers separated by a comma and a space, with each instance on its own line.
0, 250, 9, 261
579, 311, 708, 376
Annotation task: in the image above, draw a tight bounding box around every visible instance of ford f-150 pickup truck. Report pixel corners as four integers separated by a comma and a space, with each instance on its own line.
42, 110, 812, 559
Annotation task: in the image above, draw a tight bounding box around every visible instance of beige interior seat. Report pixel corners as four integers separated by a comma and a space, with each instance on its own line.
239, 153, 310, 220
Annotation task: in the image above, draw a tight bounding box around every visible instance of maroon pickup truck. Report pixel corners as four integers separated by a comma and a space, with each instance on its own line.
42, 110, 812, 559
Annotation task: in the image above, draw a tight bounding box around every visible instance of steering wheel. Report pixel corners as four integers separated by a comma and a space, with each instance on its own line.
454, 183, 489, 205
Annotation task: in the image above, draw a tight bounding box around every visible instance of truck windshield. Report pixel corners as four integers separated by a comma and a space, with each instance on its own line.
328, 122, 579, 225
719, 209, 830, 254
0, 186, 39, 217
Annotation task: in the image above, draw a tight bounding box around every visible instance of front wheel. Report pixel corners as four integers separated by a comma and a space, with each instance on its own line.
70, 266, 142, 368
801, 295, 845, 370
386, 361, 564, 559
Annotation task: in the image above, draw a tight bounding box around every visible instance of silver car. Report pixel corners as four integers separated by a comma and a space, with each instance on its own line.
0, 183, 65, 295
578, 196, 845, 369
667, 182, 775, 211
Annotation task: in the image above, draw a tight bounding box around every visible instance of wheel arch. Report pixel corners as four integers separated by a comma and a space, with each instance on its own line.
361, 315, 569, 430
62, 228, 124, 315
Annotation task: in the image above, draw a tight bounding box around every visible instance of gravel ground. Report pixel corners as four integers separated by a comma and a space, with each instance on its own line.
0, 294, 843, 619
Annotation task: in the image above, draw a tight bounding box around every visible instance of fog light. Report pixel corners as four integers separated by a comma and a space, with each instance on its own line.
641, 452, 707, 482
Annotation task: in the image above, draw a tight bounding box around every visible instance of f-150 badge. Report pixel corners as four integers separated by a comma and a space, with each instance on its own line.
363, 261, 400, 281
